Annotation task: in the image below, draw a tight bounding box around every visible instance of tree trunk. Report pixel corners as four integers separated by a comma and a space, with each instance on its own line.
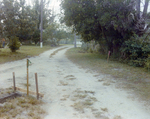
136, 0, 141, 19
143, 0, 149, 18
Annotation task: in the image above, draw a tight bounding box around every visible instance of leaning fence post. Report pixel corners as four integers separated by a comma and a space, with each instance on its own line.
35, 73, 39, 99
107, 51, 111, 63
13, 72, 16, 92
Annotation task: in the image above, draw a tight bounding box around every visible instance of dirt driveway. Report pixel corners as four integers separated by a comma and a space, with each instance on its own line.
0, 45, 150, 119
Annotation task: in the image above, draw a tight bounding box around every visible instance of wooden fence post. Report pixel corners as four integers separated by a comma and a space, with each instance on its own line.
107, 51, 111, 63
27, 59, 29, 96
13, 72, 16, 92
35, 73, 39, 99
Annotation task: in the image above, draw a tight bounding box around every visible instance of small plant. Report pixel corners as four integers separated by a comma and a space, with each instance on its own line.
83, 99, 93, 106
23, 83, 31, 87
101, 107, 108, 112
8, 36, 21, 52
17, 98, 26, 104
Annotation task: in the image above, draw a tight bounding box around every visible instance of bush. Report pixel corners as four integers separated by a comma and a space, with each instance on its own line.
145, 55, 150, 70
8, 36, 21, 52
121, 36, 150, 67
32, 29, 40, 45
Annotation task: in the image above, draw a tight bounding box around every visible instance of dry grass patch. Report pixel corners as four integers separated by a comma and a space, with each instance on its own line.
74, 94, 87, 99
85, 90, 95, 95
60, 95, 70, 101
98, 79, 105, 82
50, 47, 67, 58
59, 80, 68, 86
83, 99, 94, 106
103, 82, 111, 86
0, 88, 13, 97
64, 75, 75, 78
93, 112, 109, 119
101, 107, 108, 112
64, 75, 76, 80
67, 77, 76, 80
0, 88, 46, 119
71, 101, 85, 113
71, 89, 98, 114
60, 98, 67, 101
63, 95, 70, 98
113, 115, 122, 119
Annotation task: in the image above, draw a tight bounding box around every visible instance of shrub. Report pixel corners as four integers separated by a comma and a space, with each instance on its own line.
8, 36, 21, 52
145, 55, 150, 71
121, 36, 150, 67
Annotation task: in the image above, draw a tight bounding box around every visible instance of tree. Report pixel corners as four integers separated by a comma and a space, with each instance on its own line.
61, 0, 136, 55
61, 0, 150, 56
32, 29, 40, 44
1, 0, 20, 38
43, 22, 59, 46
136, 0, 141, 19
143, 0, 149, 17
32, 0, 55, 30
1, 0, 37, 42
17, 0, 37, 42
31, 0, 55, 45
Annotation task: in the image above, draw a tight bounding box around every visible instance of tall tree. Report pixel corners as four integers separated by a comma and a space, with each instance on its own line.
143, 0, 149, 17
136, 0, 141, 18
61, 0, 136, 54
32, 0, 54, 30
17, 0, 37, 42
1, 0, 20, 38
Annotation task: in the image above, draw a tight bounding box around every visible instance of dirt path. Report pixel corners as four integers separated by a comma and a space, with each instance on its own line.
0, 45, 150, 119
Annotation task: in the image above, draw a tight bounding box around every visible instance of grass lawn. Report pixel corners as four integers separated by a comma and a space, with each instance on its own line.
66, 47, 150, 104
0, 45, 51, 64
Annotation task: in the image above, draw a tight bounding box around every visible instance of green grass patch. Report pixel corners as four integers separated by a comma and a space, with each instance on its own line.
0, 45, 52, 64
66, 48, 150, 103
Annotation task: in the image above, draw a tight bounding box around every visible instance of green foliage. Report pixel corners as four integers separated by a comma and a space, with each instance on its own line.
0, 0, 55, 45
43, 23, 74, 46
145, 55, 150, 70
121, 35, 150, 67
17, 0, 37, 42
32, 29, 40, 44
61, 0, 137, 55
8, 36, 21, 52
61, 0, 150, 70
1, 0, 20, 38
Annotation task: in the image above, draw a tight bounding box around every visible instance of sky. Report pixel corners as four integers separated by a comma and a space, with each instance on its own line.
25, 0, 150, 22
49, 0, 61, 14
26, 0, 61, 14
26, 0, 61, 22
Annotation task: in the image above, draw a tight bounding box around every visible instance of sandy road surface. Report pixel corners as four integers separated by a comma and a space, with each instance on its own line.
0, 45, 150, 119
